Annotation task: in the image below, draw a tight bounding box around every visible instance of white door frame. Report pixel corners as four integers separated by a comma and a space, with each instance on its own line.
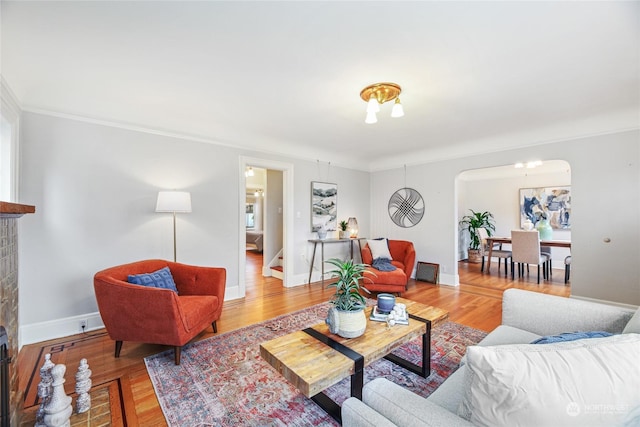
238, 156, 294, 296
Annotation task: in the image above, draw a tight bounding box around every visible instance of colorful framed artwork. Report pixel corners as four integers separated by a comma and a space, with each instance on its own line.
519, 186, 571, 230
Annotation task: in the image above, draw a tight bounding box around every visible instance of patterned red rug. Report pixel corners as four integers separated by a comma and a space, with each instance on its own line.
145, 302, 487, 426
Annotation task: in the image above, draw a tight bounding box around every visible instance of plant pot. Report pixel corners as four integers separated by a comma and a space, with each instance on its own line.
467, 249, 482, 263
338, 230, 348, 239
326, 307, 367, 338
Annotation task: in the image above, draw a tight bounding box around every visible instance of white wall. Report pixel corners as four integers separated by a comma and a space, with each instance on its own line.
458, 166, 572, 267
16, 111, 639, 344
18, 112, 370, 343
370, 130, 639, 306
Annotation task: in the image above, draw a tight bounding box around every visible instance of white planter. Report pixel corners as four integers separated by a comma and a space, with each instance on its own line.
326, 307, 367, 338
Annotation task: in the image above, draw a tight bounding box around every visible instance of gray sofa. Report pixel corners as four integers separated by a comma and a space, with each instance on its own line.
342, 289, 640, 427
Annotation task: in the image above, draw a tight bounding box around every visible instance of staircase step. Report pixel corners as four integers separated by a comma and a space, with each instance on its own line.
271, 266, 283, 272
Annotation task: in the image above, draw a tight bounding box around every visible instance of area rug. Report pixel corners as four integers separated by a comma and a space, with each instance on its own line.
145, 303, 487, 426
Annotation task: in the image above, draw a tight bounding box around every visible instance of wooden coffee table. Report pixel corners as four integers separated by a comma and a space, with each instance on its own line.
259, 298, 449, 423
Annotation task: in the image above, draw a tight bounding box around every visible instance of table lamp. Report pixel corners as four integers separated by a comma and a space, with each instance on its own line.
347, 217, 359, 238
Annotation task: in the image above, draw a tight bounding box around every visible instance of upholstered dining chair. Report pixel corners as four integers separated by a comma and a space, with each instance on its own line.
510, 230, 550, 284
476, 227, 512, 276
564, 255, 572, 284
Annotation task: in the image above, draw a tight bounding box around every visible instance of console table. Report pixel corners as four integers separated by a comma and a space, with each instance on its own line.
307, 238, 366, 284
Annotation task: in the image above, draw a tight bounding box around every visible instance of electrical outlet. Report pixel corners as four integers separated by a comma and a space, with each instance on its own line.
80, 320, 87, 332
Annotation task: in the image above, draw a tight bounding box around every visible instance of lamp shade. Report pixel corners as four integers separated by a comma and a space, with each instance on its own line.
347, 217, 359, 238
391, 98, 404, 118
156, 191, 192, 213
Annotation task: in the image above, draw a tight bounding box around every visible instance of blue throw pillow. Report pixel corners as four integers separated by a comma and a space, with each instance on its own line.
127, 266, 178, 293
531, 331, 613, 344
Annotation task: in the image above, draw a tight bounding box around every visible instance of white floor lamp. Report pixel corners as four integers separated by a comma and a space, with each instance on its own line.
156, 191, 192, 262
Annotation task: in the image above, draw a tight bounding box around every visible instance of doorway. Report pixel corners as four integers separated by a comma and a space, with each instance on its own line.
455, 160, 571, 284
238, 157, 294, 299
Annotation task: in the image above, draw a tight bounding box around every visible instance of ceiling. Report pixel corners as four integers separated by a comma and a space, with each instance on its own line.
1, 1, 638, 171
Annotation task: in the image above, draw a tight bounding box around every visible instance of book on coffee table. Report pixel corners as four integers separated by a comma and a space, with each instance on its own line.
369, 306, 409, 325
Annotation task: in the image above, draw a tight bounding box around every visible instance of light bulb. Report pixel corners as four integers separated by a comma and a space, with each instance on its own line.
365, 111, 378, 124
391, 98, 404, 118
246, 167, 254, 177
366, 94, 380, 113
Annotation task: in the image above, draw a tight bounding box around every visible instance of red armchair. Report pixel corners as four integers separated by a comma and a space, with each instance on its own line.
361, 240, 416, 295
94, 259, 226, 365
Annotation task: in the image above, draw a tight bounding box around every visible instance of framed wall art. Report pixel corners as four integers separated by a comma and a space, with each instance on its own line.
311, 181, 337, 231
519, 186, 571, 230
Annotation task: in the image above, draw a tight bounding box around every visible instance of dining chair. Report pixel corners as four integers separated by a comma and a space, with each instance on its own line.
510, 230, 550, 284
476, 227, 512, 276
564, 255, 572, 284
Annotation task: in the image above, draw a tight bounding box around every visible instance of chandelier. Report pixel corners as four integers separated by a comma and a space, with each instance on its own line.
360, 82, 404, 124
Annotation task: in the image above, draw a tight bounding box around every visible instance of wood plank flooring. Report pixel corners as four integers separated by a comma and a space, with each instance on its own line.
17, 251, 570, 426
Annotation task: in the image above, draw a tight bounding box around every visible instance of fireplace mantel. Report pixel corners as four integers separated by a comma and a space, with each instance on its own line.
1, 200, 35, 425
0, 201, 36, 218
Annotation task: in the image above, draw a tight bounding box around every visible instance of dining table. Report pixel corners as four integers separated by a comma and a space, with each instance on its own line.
485, 236, 571, 273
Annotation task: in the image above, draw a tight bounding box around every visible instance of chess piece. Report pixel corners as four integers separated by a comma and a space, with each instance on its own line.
74, 358, 92, 414
43, 364, 73, 427
35, 353, 55, 427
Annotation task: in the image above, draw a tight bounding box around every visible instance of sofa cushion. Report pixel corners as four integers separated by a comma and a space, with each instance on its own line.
475, 324, 541, 347
623, 307, 640, 334
458, 334, 640, 427
368, 238, 392, 261
363, 378, 475, 427
364, 267, 407, 286
127, 266, 178, 293
426, 366, 467, 414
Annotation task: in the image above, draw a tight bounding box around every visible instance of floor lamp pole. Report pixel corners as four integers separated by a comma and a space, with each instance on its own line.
172, 211, 177, 262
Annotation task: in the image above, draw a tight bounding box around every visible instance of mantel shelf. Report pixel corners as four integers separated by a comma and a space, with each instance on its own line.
0, 201, 36, 218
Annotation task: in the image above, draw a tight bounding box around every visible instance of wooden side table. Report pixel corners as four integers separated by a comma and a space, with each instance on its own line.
307, 238, 366, 284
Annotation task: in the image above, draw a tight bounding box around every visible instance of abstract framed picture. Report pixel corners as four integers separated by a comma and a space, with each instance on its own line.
311, 181, 337, 231
519, 186, 571, 230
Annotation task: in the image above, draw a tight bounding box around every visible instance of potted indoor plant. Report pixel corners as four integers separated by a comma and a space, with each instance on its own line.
338, 220, 349, 239
325, 258, 372, 338
459, 210, 496, 263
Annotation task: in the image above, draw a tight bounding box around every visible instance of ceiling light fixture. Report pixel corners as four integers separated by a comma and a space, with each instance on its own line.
245, 167, 254, 177
360, 82, 403, 124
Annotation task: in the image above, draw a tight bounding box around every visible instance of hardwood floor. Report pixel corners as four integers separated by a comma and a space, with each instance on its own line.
17, 252, 570, 426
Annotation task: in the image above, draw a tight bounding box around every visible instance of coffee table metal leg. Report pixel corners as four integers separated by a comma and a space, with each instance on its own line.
311, 367, 363, 424
303, 328, 365, 423
384, 315, 432, 378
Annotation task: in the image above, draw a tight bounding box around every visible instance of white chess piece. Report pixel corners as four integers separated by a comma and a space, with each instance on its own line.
75, 359, 92, 414
35, 353, 55, 427
43, 364, 73, 427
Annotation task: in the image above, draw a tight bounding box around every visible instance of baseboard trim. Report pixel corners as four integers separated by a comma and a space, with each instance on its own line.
20, 312, 105, 347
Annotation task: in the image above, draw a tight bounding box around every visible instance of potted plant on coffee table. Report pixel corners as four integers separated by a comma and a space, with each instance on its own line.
459, 209, 496, 263
325, 258, 372, 338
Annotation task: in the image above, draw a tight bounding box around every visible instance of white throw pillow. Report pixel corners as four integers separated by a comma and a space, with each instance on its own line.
367, 239, 392, 261
458, 334, 640, 427
623, 307, 640, 334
